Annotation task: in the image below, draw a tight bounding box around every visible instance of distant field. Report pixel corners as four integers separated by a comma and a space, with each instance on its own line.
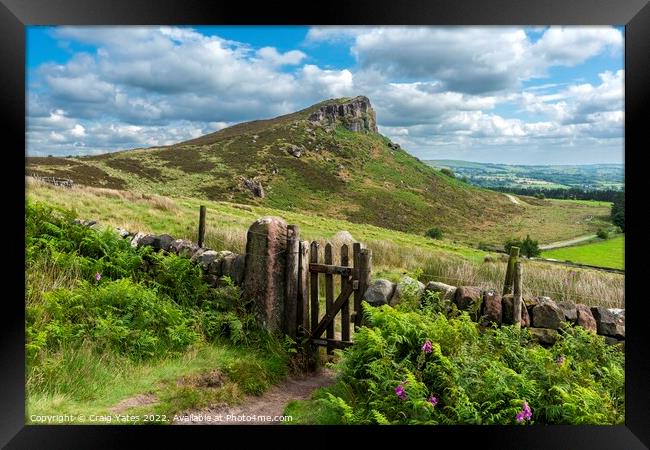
541, 235, 625, 270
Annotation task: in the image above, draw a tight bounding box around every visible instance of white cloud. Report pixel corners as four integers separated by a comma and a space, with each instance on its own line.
27, 26, 624, 164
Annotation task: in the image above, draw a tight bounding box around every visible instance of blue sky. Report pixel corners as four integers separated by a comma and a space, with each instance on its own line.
26, 26, 624, 164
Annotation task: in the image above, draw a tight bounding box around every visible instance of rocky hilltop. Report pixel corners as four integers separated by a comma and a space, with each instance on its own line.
307, 96, 378, 133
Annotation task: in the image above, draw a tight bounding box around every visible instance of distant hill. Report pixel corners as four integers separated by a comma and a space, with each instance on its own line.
425, 160, 624, 191
25, 97, 609, 245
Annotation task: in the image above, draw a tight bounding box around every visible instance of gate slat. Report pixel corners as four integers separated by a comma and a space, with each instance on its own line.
352, 243, 362, 328
311, 282, 354, 339
340, 244, 350, 341
310, 242, 320, 334
324, 243, 334, 355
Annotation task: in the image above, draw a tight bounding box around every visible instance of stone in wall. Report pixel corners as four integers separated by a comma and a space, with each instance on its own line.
158, 234, 175, 252
528, 327, 559, 346
390, 276, 425, 306
424, 281, 457, 301
364, 279, 396, 307
575, 304, 597, 333
591, 307, 625, 338
531, 298, 564, 329
454, 286, 482, 312
556, 301, 577, 322
502, 294, 530, 326
481, 290, 502, 325
193, 250, 220, 270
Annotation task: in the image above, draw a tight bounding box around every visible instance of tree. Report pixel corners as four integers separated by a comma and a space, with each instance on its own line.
610, 191, 624, 231
425, 227, 444, 240
440, 168, 455, 178
504, 235, 540, 258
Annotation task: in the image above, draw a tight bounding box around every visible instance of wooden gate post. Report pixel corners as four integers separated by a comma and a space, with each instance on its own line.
198, 205, 206, 248
340, 244, 351, 342
513, 261, 523, 329
297, 240, 310, 336
502, 246, 520, 295
285, 225, 300, 339
356, 248, 372, 328
352, 243, 361, 328
324, 243, 334, 354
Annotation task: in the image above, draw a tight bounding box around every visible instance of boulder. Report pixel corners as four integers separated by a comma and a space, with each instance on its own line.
390, 276, 425, 306
424, 281, 457, 301
556, 301, 577, 323
192, 250, 220, 270
502, 294, 531, 326
203, 274, 219, 287
242, 178, 265, 198
169, 239, 199, 258
231, 254, 246, 285
219, 252, 237, 278
454, 286, 482, 312
481, 290, 502, 325
364, 279, 396, 307
591, 307, 625, 338
528, 327, 559, 346
332, 230, 356, 245
242, 217, 288, 332
115, 227, 130, 238
603, 336, 625, 351
158, 234, 175, 252
130, 232, 147, 248
137, 234, 158, 248
285, 144, 304, 158
531, 298, 564, 329
575, 304, 597, 333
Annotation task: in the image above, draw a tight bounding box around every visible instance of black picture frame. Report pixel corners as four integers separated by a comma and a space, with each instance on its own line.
2, 0, 648, 447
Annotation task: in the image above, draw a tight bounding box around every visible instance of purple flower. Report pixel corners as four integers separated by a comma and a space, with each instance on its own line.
95, 272, 102, 281
395, 383, 408, 400
556, 355, 565, 365
516, 401, 532, 423
421, 339, 433, 353
428, 395, 438, 407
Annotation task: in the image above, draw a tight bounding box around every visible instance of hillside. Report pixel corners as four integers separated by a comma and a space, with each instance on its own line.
25, 96, 610, 245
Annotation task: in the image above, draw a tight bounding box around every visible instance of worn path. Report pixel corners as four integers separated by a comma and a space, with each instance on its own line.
539, 234, 597, 250
173, 369, 335, 425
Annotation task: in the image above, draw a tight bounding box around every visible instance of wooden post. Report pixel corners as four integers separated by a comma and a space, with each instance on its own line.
340, 244, 350, 342
198, 205, 206, 248
352, 243, 362, 328
298, 240, 310, 335
285, 225, 299, 339
502, 246, 520, 296
513, 261, 523, 329
356, 248, 372, 328
310, 241, 320, 334
324, 243, 334, 355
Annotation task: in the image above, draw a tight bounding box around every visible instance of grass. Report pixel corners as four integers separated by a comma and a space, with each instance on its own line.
542, 235, 625, 270
26, 179, 624, 308
27, 342, 286, 424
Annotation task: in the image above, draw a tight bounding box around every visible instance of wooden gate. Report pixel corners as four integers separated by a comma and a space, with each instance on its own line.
284, 226, 372, 354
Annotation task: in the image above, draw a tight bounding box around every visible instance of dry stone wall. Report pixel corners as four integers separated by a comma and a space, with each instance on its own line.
365, 276, 625, 349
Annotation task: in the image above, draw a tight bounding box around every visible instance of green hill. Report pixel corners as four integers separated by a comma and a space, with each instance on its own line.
25, 96, 610, 245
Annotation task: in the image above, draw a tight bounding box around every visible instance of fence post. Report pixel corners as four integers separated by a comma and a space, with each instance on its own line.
356, 248, 372, 329
513, 261, 523, 329
324, 243, 334, 355
285, 225, 299, 339
298, 240, 310, 336
310, 242, 320, 334
340, 244, 351, 342
502, 246, 520, 295
352, 243, 362, 328
198, 205, 206, 248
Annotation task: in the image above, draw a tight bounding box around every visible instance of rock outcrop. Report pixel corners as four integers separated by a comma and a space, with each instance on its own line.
308, 96, 378, 133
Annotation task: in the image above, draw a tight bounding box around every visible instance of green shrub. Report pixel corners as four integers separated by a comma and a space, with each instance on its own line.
425, 227, 444, 240
597, 229, 609, 240
28, 279, 200, 361
504, 235, 540, 258
440, 168, 455, 178
301, 305, 623, 425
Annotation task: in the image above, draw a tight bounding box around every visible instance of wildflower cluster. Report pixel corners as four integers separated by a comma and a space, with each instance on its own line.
516, 401, 533, 423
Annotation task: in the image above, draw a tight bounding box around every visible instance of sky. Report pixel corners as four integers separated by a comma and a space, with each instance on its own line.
26, 26, 624, 164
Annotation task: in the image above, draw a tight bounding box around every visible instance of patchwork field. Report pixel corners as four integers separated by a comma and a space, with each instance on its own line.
541, 235, 625, 270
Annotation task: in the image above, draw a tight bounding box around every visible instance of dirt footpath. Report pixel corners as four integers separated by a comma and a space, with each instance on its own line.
173, 369, 335, 425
